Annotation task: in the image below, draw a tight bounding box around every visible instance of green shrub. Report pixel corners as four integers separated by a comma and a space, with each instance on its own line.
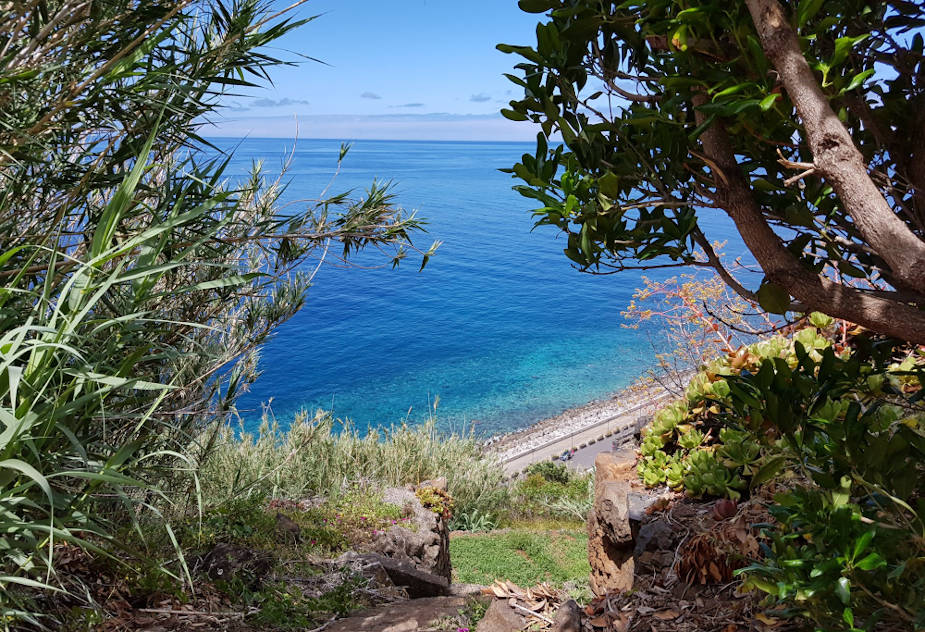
449, 510, 499, 532
524, 461, 571, 484
641, 318, 924, 629
513, 469, 594, 521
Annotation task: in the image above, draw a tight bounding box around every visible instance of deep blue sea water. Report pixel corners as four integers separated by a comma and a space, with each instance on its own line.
208, 138, 741, 437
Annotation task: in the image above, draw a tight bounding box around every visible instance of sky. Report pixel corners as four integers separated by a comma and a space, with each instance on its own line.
208, 0, 544, 141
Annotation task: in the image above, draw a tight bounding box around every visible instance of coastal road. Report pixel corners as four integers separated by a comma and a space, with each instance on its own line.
499, 394, 669, 475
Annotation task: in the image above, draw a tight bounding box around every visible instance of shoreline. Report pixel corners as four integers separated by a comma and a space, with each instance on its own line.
487, 370, 693, 473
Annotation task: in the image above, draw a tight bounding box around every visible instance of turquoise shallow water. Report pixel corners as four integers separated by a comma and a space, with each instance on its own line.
211, 138, 740, 436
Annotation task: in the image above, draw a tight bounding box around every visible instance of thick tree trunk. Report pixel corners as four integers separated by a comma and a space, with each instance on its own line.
693, 95, 925, 344
745, 0, 925, 294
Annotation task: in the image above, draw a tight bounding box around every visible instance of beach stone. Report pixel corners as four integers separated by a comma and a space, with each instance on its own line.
476, 599, 524, 632
588, 450, 636, 596
368, 487, 451, 581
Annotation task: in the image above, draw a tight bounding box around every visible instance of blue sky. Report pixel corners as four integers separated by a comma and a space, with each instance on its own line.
209, 0, 543, 141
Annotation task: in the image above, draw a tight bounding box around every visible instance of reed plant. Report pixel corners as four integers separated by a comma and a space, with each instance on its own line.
197, 411, 511, 519
0, 1, 432, 624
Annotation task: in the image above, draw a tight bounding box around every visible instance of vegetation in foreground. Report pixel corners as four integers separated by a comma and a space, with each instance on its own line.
638, 314, 924, 631
0, 0, 435, 626
450, 528, 590, 591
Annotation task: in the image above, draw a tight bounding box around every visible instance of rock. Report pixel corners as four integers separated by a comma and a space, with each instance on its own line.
449, 582, 486, 596
199, 543, 272, 587
588, 450, 636, 596
476, 599, 524, 632
338, 553, 449, 598
371, 487, 451, 581
552, 599, 581, 632
275, 511, 301, 542
326, 596, 467, 632
416, 476, 447, 491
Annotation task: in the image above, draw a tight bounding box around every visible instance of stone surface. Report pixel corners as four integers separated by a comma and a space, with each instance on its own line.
588, 450, 636, 596
552, 599, 581, 632
326, 596, 467, 632
371, 487, 452, 581
338, 553, 450, 598
416, 477, 447, 491
475, 599, 524, 632
198, 543, 272, 587
449, 582, 486, 596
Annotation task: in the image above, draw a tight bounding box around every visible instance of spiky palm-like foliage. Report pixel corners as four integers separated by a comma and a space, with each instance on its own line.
0, 1, 430, 622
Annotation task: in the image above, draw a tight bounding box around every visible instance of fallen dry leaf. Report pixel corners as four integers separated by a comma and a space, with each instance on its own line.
653, 608, 680, 620
754, 612, 781, 626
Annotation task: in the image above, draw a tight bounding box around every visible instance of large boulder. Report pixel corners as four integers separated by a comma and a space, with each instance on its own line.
368, 486, 451, 581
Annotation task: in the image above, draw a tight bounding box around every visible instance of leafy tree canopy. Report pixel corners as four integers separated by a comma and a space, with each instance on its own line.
500, 0, 925, 343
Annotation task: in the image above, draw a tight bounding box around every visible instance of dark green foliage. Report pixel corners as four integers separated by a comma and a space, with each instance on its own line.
500, 0, 925, 340
639, 320, 924, 630
515, 468, 593, 522
525, 461, 572, 484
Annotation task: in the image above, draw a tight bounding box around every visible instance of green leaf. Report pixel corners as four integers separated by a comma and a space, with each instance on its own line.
852, 530, 873, 560
797, 0, 824, 29
501, 108, 529, 121
90, 121, 160, 259
835, 577, 851, 605
759, 93, 779, 111
841, 69, 875, 94
518, 0, 558, 13
756, 282, 791, 314
598, 172, 621, 198
855, 552, 886, 571
750, 456, 786, 488
831, 35, 868, 68
843, 608, 854, 628
809, 312, 834, 328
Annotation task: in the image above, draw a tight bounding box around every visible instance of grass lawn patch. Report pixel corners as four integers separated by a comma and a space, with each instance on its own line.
450, 529, 590, 587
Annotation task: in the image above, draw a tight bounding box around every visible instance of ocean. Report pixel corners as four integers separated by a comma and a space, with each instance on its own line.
209, 138, 739, 437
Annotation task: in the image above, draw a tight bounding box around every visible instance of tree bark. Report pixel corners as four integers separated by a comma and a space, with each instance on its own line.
745, 0, 925, 293
692, 95, 925, 344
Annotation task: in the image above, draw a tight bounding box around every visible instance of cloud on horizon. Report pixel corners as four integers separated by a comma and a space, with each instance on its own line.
469, 93, 491, 102
360, 91, 382, 100
251, 97, 310, 108
204, 111, 548, 142
389, 103, 425, 108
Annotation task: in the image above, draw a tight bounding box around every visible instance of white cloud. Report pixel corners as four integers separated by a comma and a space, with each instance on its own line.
204, 112, 548, 142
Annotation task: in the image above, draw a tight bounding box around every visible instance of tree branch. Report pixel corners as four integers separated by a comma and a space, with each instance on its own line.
693, 93, 925, 344
745, 0, 925, 293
